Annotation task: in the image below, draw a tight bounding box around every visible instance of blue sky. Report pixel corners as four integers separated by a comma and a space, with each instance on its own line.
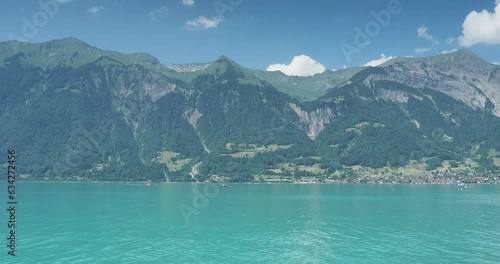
1, 0, 500, 76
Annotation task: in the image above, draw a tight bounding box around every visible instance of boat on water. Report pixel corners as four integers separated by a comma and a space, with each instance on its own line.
146, 180, 151, 186
457, 182, 467, 190
220, 183, 226, 188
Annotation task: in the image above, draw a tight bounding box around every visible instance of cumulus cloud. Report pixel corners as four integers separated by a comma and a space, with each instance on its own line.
414, 47, 431, 53
364, 54, 395, 67
150, 6, 168, 21
182, 0, 195, 6
185, 16, 223, 30
266, 55, 326, 77
441, 49, 458, 54
88, 6, 103, 15
417, 25, 439, 45
459, 1, 500, 46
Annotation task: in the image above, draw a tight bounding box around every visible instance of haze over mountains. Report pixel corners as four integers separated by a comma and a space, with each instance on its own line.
1, 38, 499, 182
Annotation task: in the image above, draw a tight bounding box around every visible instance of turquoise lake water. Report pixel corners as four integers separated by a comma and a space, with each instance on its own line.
0, 183, 499, 263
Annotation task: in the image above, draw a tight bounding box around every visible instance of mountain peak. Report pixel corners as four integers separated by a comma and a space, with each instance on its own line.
217, 55, 232, 61
215, 55, 239, 66
455, 48, 473, 54
440, 48, 479, 59
45, 37, 94, 49
381, 49, 491, 69
434, 48, 493, 68
210, 55, 247, 72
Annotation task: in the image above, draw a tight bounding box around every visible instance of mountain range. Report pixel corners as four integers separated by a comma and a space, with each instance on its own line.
1, 38, 499, 182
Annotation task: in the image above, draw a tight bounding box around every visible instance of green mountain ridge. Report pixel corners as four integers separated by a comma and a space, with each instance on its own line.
1, 38, 499, 182
0, 37, 160, 70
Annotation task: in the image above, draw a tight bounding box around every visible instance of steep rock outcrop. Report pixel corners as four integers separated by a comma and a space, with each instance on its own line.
289, 103, 335, 140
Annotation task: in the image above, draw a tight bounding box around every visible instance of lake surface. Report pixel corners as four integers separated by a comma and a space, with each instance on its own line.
0, 183, 499, 263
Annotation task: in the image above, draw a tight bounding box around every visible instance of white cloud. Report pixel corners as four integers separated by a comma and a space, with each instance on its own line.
459, 1, 500, 46
363, 54, 395, 67
492, 61, 499, 65
150, 6, 168, 22
88, 6, 103, 15
441, 49, 458, 54
182, 0, 195, 6
446, 37, 455, 45
266, 55, 326, 77
417, 25, 439, 45
414, 47, 431, 53
185, 16, 223, 30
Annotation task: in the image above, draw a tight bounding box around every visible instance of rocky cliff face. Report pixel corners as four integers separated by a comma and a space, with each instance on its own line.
164, 63, 211, 73
289, 103, 336, 140
371, 50, 500, 116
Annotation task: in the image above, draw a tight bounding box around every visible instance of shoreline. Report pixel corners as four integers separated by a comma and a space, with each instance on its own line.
7, 172, 500, 185
5, 182, 500, 186
6, 178, 500, 185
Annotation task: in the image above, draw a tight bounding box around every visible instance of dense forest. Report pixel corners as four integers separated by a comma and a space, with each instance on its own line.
1, 39, 499, 182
